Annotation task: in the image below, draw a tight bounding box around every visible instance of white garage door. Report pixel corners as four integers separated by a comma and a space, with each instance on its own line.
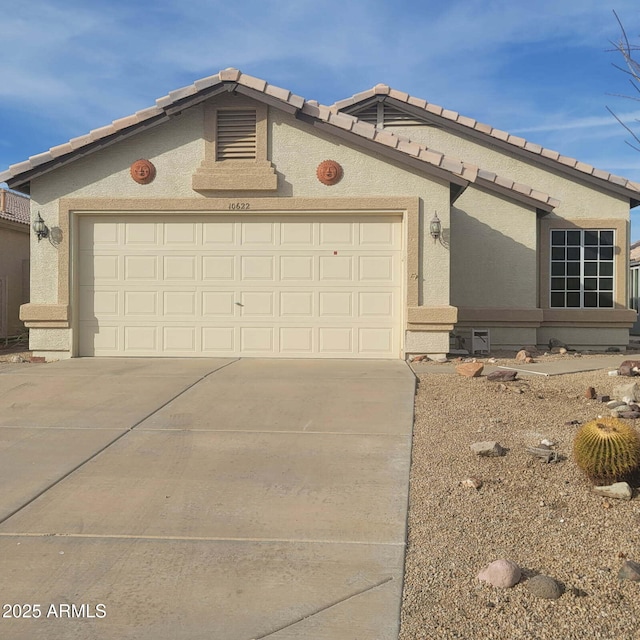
78, 215, 403, 358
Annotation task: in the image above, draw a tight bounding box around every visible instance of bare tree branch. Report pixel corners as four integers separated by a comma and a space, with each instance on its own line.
609, 11, 640, 150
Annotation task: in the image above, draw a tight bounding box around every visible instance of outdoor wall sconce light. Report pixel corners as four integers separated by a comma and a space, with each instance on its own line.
430, 212, 442, 242
33, 212, 49, 241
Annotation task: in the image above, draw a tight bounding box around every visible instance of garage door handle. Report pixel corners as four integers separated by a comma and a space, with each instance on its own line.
235, 302, 244, 307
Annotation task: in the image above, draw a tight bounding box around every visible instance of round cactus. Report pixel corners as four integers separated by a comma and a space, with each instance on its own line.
573, 417, 640, 483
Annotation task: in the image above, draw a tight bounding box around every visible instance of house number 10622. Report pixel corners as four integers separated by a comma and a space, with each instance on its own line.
228, 203, 250, 210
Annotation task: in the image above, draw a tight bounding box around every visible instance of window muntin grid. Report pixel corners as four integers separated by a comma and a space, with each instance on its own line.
550, 229, 614, 308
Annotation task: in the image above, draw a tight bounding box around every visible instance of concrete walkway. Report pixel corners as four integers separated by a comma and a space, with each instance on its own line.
0, 358, 416, 640
412, 353, 632, 377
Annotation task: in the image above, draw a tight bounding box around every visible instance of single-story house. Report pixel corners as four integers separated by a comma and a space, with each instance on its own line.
1, 68, 639, 360
0, 189, 29, 339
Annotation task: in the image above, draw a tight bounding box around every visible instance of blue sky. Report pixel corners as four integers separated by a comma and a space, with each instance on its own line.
3, 1, 640, 237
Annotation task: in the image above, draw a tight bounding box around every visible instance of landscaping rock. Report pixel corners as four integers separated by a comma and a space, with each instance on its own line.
607, 400, 628, 409
8, 355, 24, 363
548, 338, 568, 350
456, 362, 484, 378
596, 395, 611, 403
486, 370, 518, 382
526, 574, 562, 599
471, 441, 505, 457
617, 411, 640, 420
516, 349, 531, 362
618, 560, 640, 582
461, 477, 483, 490
585, 387, 597, 399
477, 559, 521, 588
617, 360, 640, 376
593, 482, 633, 501
613, 382, 640, 403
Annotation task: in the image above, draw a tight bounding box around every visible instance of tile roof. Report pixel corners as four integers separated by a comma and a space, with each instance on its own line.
333, 85, 640, 197
0, 68, 588, 211
0, 189, 29, 225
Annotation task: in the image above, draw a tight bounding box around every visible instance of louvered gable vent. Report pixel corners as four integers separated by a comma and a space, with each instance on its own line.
347, 102, 429, 127
216, 109, 257, 160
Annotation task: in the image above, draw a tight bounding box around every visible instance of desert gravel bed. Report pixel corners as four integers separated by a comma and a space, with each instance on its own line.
400, 358, 640, 640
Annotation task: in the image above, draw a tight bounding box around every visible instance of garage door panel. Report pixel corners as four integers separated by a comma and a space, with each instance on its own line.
125, 222, 158, 245
163, 222, 197, 245
202, 327, 235, 352
80, 289, 119, 319
78, 216, 402, 358
124, 291, 158, 315
83, 255, 118, 284
319, 328, 353, 353
240, 292, 275, 317
280, 327, 313, 353
240, 327, 275, 352
242, 221, 274, 245
280, 292, 314, 317
319, 256, 352, 280
359, 256, 394, 281
241, 256, 275, 280
124, 326, 158, 351
124, 255, 157, 280
163, 327, 196, 352
202, 256, 235, 280
280, 221, 314, 246
164, 291, 196, 316
203, 221, 235, 245
319, 221, 354, 245
359, 328, 394, 354
202, 292, 236, 317
319, 292, 353, 317
359, 292, 394, 317
280, 256, 313, 280
164, 256, 197, 280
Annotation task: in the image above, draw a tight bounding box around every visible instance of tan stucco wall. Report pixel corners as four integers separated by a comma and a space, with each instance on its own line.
450, 186, 537, 308
0, 222, 29, 336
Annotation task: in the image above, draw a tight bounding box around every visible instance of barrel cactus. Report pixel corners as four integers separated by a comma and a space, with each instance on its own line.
573, 417, 640, 483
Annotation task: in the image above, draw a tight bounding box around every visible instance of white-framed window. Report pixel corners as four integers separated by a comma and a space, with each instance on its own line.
550, 229, 614, 308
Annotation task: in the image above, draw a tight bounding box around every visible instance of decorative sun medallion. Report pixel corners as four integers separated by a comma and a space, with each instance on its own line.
316, 160, 343, 186
130, 159, 156, 185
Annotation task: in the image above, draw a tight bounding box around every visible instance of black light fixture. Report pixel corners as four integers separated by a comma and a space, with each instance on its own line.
33, 212, 49, 241
430, 212, 441, 241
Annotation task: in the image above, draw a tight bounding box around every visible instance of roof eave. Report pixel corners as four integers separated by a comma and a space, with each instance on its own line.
4, 112, 170, 192
344, 95, 640, 205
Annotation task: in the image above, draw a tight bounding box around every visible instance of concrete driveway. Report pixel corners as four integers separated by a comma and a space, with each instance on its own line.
0, 358, 416, 640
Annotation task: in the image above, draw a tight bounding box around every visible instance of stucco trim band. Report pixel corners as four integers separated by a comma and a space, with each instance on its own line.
542, 308, 636, 327
20, 304, 70, 328
456, 307, 544, 326
407, 305, 458, 325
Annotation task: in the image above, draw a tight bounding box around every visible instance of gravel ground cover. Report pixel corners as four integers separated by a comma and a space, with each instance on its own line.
400, 353, 640, 640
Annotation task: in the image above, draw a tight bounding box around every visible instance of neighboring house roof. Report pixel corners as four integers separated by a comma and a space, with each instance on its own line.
334, 85, 640, 206
0, 188, 29, 224
5, 67, 634, 212
631, 240, 640, 263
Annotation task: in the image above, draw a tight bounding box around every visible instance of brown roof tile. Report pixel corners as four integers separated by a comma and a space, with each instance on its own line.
333, 84, 640, 196
0, 189, 29, 224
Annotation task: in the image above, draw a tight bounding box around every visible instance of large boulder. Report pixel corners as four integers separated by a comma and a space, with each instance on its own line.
617, 360, 640, 377
456, 362, 484, 378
